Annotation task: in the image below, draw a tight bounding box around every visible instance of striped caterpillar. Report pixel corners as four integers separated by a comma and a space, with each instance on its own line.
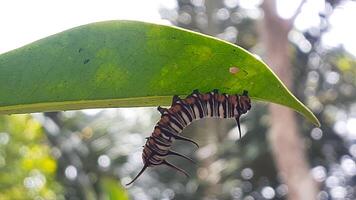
126, 89, 251, 185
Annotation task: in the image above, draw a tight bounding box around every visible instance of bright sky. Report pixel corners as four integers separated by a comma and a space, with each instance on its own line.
0, 0, 176, 54
278, 0, 356, 56
321, 1, 356, 55
0, 0, 356, 56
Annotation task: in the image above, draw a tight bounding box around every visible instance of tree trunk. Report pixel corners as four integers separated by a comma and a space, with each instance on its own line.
260, 1, 319, 199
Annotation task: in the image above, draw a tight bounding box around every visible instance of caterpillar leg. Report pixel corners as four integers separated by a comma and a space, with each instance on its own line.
172, 134, 199, 148
157, 106, 168, 115
192, 89, 200, 94
126, 164, 149, 186
168, 150, 195, 164
235, 116, 242, 139
163, 160, 189, 177
172, 95, 181, 105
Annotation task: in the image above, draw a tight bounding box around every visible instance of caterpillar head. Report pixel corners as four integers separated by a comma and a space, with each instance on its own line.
239, 90, 251, 114
235, 90, 252, 139
125, 140, 158, 186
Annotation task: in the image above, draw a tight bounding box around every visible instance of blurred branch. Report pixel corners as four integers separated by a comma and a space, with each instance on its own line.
288, 0, 306, 27
260, 0, 319, 199
43, 112, 97, 200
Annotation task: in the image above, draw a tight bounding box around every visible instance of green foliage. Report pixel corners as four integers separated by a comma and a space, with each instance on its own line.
101, 177, 129, 200
0, 20, 318, 126
0, 115, 63, 200
334, 52, 356, 85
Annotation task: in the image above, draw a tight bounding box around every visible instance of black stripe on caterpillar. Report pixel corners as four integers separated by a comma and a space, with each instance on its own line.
126, 89, 251, 185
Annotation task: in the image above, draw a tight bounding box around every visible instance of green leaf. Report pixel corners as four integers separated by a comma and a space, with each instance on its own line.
0, 20, 319, 126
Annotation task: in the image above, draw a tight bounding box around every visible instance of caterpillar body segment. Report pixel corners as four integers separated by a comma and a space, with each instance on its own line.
126, 89, 251, 185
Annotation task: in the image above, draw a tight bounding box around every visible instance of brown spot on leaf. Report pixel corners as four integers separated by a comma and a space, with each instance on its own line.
229, 66, 240, 74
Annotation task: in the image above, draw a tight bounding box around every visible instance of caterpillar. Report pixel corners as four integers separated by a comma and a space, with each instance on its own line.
126, 89, 251, 185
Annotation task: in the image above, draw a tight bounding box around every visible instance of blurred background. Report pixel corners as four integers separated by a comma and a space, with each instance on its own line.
0, 0, 355, 199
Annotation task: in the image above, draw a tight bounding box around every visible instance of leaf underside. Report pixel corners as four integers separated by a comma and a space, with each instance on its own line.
0, 20, 319, 126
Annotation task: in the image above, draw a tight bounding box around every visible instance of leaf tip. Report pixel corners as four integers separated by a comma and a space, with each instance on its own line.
311, 115, 321, 127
